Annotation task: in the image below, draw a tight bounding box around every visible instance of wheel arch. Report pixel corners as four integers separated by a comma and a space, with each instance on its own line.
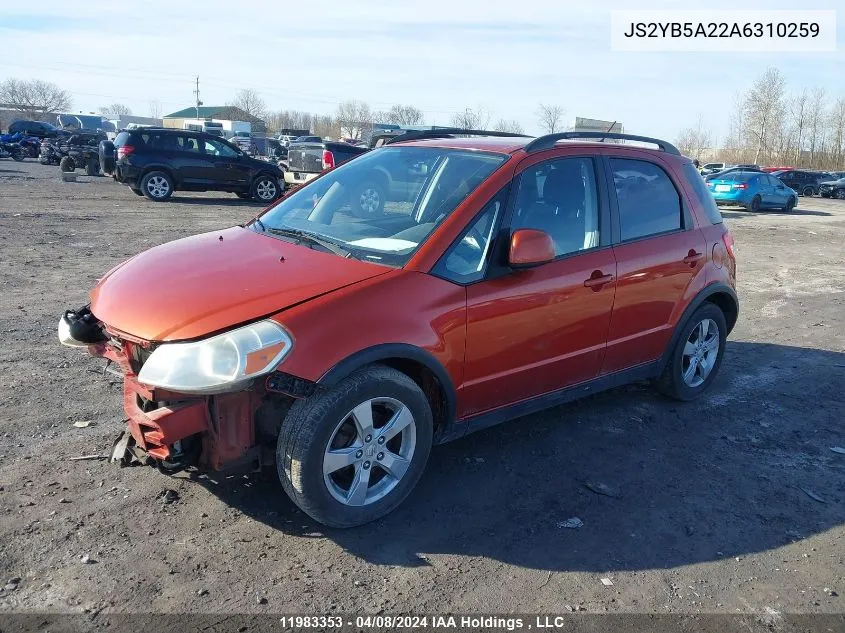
658, 283, 738, 375
317, 343, 457, 443
141, 165, 176, 184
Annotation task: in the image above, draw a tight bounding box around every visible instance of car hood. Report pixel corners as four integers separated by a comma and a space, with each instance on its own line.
89, 226, 390, 342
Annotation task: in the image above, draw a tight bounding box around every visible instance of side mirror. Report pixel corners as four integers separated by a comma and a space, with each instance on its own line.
508, 228, 555, 268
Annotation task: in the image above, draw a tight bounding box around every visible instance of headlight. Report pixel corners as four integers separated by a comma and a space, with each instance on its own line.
137, 320, 292, 394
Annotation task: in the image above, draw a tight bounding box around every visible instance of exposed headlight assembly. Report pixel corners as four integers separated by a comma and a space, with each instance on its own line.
138, 320, 292, 394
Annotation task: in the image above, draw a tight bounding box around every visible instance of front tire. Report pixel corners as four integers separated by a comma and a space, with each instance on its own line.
655, 303, 727, 401
836, 189, 845, 200
251, 175, 280, 203
277, 365, 433, 528
141, 171, 173, 201
59, 156, 75, 172
783, 196, 796, 213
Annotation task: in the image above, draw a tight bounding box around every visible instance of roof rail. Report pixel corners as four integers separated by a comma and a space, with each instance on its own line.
525, 131, 680, 155
385, 127, 530, 145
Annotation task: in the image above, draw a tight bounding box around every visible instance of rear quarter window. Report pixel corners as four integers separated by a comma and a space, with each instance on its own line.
682, 163, 722, 224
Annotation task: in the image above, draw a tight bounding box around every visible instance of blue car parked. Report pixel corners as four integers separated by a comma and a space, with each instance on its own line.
708, 170, 798, 212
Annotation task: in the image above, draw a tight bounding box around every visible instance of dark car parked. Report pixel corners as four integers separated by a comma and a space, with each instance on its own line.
769, 170, 831, 197
112, 128, 284, 202
8, 119, 68, 139
818, 178, 845, 199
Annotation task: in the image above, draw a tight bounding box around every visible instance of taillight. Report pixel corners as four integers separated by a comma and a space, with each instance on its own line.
722, 231, 736, 260
321, 149, 334, 170
733, 183, 748, 189
117, 145, 135, 159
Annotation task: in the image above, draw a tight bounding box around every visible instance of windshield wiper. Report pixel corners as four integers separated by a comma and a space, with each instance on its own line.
266, 227, 353, 258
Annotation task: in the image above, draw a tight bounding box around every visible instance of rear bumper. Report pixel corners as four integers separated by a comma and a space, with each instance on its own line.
713, 191, 752, 205
284, 170, 318, 185
114, 163, 141, 186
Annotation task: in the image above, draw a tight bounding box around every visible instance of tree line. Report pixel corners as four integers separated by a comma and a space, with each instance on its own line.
1, 78, 569, 141
676, 67, 845, 170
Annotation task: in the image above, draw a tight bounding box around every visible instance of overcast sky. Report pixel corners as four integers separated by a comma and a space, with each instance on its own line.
0, 0, 841, 141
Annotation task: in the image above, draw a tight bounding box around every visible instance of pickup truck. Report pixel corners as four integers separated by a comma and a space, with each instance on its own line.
285, 138, 367, 188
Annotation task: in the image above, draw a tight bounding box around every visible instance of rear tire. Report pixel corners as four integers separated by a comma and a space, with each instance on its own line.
350, 179, 386, 218
277, 365, 433, 528
59, 156, 75, 172
85, 157, 99, 176
747, 195, 761, 212
655, 303, 727, 401
801, 186, 815, 197
141, 171, 173, 201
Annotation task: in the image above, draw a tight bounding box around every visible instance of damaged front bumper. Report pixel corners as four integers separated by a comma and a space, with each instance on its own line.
59, 306, 296, 474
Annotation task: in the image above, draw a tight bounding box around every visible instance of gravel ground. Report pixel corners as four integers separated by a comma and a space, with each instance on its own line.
0, 161, 843, 619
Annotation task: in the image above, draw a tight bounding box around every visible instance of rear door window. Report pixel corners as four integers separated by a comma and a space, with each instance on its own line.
610, 158, 683, 241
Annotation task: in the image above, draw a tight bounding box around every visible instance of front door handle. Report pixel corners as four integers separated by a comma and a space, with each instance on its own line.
584, 271, 614, 290
683, 250, 704, 266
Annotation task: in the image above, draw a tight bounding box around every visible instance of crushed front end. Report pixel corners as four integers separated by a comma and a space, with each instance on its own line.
59, 306, 303, 473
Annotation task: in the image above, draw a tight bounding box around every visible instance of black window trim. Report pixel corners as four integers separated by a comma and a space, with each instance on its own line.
602, 155, 693, 246
429, 184, 512, 286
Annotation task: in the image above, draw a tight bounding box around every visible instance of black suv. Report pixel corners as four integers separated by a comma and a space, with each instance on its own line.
112, 128, 283, 202
770, 169, 831, 197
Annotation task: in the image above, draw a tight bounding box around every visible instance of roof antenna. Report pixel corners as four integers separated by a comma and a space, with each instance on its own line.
600, 121, 617, 142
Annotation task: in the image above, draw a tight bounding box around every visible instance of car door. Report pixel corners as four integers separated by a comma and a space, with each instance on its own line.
767, 174, 788, 206
457, 154, 617, 417
203, 138, 251, 188
600, 153, 707, 374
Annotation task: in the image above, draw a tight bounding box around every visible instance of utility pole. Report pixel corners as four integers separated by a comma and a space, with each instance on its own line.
193, 76, 203, 119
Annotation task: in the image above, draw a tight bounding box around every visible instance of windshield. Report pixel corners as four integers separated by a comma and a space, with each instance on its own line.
256, 146, 508, 267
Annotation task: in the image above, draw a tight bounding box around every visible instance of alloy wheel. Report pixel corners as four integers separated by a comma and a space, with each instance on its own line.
146, 175, 170, 198
256, 179, 277, 201
837, 189, 845, 200
323, 397, 417, 506
358, 188, 381, 214
681, 318, 720, 388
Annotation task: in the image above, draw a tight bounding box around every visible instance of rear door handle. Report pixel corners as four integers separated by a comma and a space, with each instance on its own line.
584, 271, 614, 289
683, 250, 704, 266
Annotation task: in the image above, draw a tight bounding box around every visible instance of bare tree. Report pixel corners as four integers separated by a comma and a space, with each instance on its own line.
382, 104, 425, 126
335, 99, 373, 139
451, 106, 491, 130
267, 109, 314, 134
828, 97, 845, 170
229, 89, 267, 119
493, 118, 525, 134
536, 103, 565, 134
99, 103, 132, 117
675, 114, 713, 159
743, 67, 787, 164
787, 90, 809, 164
0, 78, 71, 114
312, 114, 340, 139
807, 87, 827, 165
148, 100, 163, 119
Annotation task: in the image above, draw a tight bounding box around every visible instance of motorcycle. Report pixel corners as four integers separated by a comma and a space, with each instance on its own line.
0, 141, 25, 161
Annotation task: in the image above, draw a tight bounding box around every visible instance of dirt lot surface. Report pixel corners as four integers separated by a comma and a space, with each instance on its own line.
1, 161, 843, 620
